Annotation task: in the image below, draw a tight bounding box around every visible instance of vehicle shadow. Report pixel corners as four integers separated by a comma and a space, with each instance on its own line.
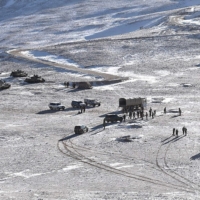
37, 109, 65, 114
170, 115, 180, 118
59, 134, 79, 141
99, 110, 123, 118
190, 153, 200, 160
37, 107, 78, 114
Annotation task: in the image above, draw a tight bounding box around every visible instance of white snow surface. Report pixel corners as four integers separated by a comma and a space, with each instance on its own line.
1, 0, 200, 199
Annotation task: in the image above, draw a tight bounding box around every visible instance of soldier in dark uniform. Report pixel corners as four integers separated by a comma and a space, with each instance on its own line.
182, 127, 185, 135
129, 111, 132, 119
123, 114, 126, 122
103, 119, 106, 129
185, 127, 187, 136
164, 107, 166, 114
176, 129, 178, 136
66, 82, 69, 87
173, 128, 175, 136
133, 112, 135, 119
145, 112, 148, 120
72, 82, 76, 88
137, 111, 139, 118
141, 112, 143, 120
179, 108, 181, 116
149, 107, 152, 117
83, 104, 86, 112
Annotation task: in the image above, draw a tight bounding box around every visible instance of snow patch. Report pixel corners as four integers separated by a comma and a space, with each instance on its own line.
62, 165, 82, 171
21, 51, 81, 68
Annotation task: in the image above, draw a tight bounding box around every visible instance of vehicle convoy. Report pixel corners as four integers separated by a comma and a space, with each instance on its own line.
74, 125, 88, 134
0, 80, 11, 90
10, 69, 28, 77
71, 100, 83, 108
84, 98, 101, 107
48, 102, 65, 110
25, 74, 45, 83
119, 97, 147, 111
104, 114, 123, 123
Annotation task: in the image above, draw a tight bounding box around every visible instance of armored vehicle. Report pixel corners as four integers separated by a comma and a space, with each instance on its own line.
74, 125, 88, 134
10, 69, 28, 77
0, 80, 11, 90
84, 98, 101, 107
25, 74, 45, 83
104, 114, 123, 123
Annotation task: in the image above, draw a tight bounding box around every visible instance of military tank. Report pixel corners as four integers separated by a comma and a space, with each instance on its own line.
0, 80, 11, 90
10, 69, 28, 77
24, 74, 45, 83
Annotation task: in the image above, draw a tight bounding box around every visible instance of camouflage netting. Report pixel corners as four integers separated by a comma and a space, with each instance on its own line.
77, 82, 92, 89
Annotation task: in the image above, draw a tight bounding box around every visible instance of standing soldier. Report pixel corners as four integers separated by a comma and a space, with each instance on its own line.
173, 128, 175, 136
176, 129, 178, 136
164, 107, 166, 114
179, 108, 182, 116
123, 114, 126, 122
141, 112, 143, 120
185, 127, 187, 136
182, 127, 185, 135
145, 112, 148, 120
129, 111, 132, 119
154, 110, 156, 116
72, 82, 76, 88
137, 111, 139, 118
133, 112, 135, 119
152, 112, 154, 119
103, 119, 106, 129
80, 106, 83, 113
149, 107, 152, 117
83, 104, 86, 112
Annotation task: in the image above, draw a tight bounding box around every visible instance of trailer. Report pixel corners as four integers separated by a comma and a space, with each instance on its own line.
119, 97, 147, 112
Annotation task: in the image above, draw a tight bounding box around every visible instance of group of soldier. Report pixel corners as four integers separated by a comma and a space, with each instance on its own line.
65, 82, 76, 88
172, 126, 187, 136
164, 107, 182, 116
77, 103, 86, 114
122, 107, 157, 121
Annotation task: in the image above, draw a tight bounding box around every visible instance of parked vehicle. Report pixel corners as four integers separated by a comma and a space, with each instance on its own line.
25, 74, 45, 83
10, 69, 28, 77
71, 100, 83, 108
48, 102, 65, 110
84, 98, 101, 107
0, 80, 11, 90
104, 114, 123, 123
119, 97, 147, 110
74, 125, 89, 134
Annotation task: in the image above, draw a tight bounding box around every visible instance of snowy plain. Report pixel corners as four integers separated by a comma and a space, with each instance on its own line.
1, 0, 200, 199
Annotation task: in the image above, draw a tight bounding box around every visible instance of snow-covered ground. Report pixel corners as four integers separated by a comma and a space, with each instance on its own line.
1, 0, 200, 199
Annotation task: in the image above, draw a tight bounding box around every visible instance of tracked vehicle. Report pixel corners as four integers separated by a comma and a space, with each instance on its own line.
10, 69, 28, 77
25, 74, 45, 83
0, 80, 11, 90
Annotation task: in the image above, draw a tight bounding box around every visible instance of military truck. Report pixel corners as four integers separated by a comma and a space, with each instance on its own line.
119, 97, 147, 111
